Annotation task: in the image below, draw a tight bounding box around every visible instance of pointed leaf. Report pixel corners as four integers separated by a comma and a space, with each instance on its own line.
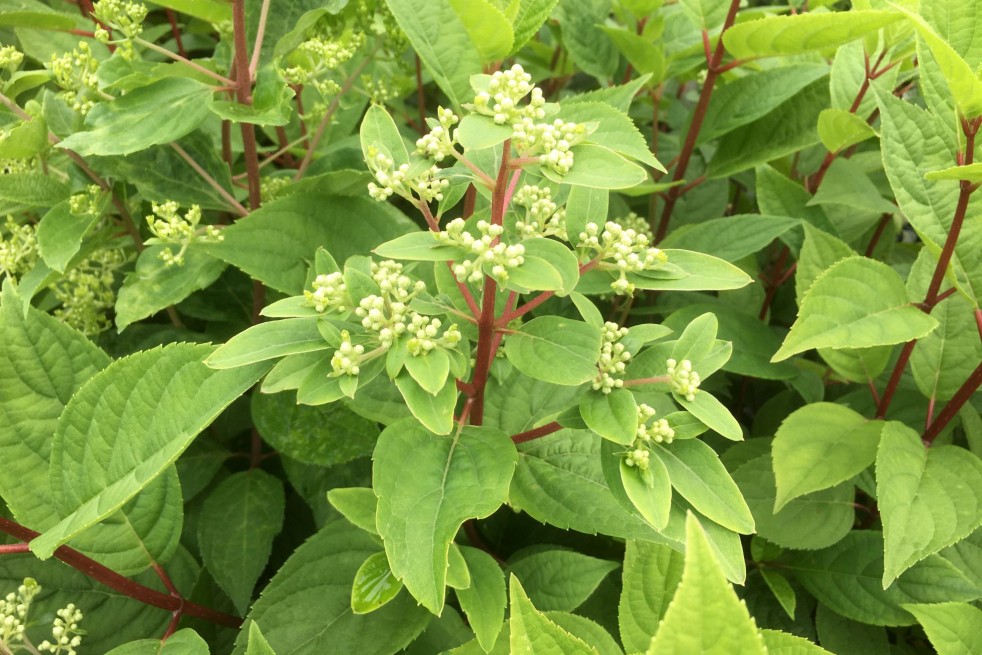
509, 576, 598, 655
351, 552, 405, 615
207, 318, 329, 369
722, 10, 903, 59
457, 546, 506, 652
903, 602, 982, 655
618, 541, 685, 654
580, 388, 638, 445
505, 316, 602, 386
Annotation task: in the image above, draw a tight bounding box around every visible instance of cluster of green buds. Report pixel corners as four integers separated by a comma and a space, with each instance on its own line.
594, 322, 632, 393
513, 118, 587, 176
49, 42, 101, 114
281, 30, 365, 90
145, 201, 223, 266
624, 404, 674, 476
578, 221, 668, 295
0, 579, 84, 655
331, 331, 365, 376
353, 260, 427, 347
305, 272, 347, 313
437, 218, 525, 283
0, 45, 23, 73
0, 216, 39, 281
667, 358, 701, 401
407, 314, 461, 356
260, 176, 293, 204
53, 247, 126, 336
471, 64, 546, 125
415, 107, 459, 162
92, 0, 148, 59
68, 185, 104, 217
366, 149, 449, 203
512, 185, 567, 239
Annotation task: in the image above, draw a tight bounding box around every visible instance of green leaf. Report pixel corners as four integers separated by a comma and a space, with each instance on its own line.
373, 419, 517, 613
384, 0, 482, 108
116, 247, 226, 331
543, 144, 648, 189
394, 373, 457, 435
632, 249, 753, 291
911, 291, 982, 400
618, 541, 685, 654
660, 215, 799, 263
245, 622, 277, 655
203, 192, 414, 295
455, 113, 514, 150
699, 65, 830, 144
773, 256, 939, 361
360, 104, 410, 166
35, 201, 101, 273
903, 602, 982, 655
231, 522, 431, 655
509, 575, 598, 654
807, 159, 898, 215
0, 172, 69, 208
152, 0, 229, 22
448, 0, 514, 63
505, 316, 601, 386
621, 456, 672, 530
210, 65, 294, 126
599, 26, 665, 81
580, 389, 638, 445
556, 0, 618, 81
925, 162, 982, 182
651, 440, 754, 534
814, 603, 890, 655
556, 102, 664, 170
760, 571, 797, 620
789, 531, 982, 626
733, 454, 854, 551
208, 317, 328, 369
722, 10, 904, 59
58, 78, 213, 156
818, 107, 877, 152
517, 237, 580, 296
483, 371, 586, 436
327, 487, 379, 535
772, 403, 883, 510
457, 546, 506, 652
679, 0, 727, 29
252, 392, 378, 467
877, 422, 982, 587
0, 0, 76, 29
565, 186, 609, 245
0, 113, 48, 158
199, 470, 285, 614
31, 343, 270, 560
759, 630, 834, 655
676, 391, 742, 441
510, 0, 560, 55
106, 628, 212, 654
351, 552, 405, 615
543, 613, 623, 655
508, 549, 618, 611
646, 514, 766, 655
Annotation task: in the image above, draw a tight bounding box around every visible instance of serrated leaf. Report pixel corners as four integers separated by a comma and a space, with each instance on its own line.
30, 344, 270, 560
903, 602, 982, 655
327, 487, 379, 535
106, 628, 211, 654
246, 622, 277, 655
36, 200, 101, 273
911, 291, 982, 400
509, 575, 598, 654
760, 630, 835, 655
773, 256, 939, 361
618, 541, 685, 653
351, 551, 405, 615
789, 531, 982, 626
659, 215, 799, 263
373, 419, 517, 613
457, 546, 506, 652
806, 158, 897, 214
557, 102, 663, 169
508, 549, 618, 612
722, 10, 903, 59
555, 0, 618, 81
814, 603, 890, 655
231, 522, 431, 655
199, 470, 285, 614
925, 162, 982, 182
632, 249, 753, 291
876, 422, 982, 587
652, 440, 754, 534
646, 514, 766, 655
772, 403, 883, 510
511, 0, 560, 55
448, 0, 514, 63
208, 317, 328, 369
599, 25, 665, 81
505, 316, 601, 386
58, 78, 213, 156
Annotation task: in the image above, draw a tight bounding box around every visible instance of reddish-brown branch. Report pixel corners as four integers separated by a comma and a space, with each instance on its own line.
923, 360, 982, 444
865, 213, 893, 257
231, 0, 261, 211
0, 517, 241, 628
877, 339, 917, 418
165, 9, 187, 58
0, 543, 31, 554
511, 421, 563, 444
654, 0, 742, 243
497, 259, 599, 327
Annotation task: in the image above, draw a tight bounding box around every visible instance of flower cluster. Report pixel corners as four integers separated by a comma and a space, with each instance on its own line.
53, 246, 127, 336
407, 314, 461, 356
667, 358, 701, 401
280, 31, 365, 86
0, 216, 39, 280
578, 221, 668, 295
68, 185, 104, 217
624, 404, 674, 474
618, 211, 654, 240
146, 201, 223, 266
416, 107, 459, 162
0, 45, 23, 72
471, 64, 546, 125
38, 604, 84, 655
92, 0, 148, 58
49, 42, 101, 114
513, 118, 587, 176
593, 322, 631, 393
260, 176, 293, 204
512, 185, 567, 239
366, 150, 449, 203
305, 272, 348, 313
437, 218, 525, 283
352, 261, 424, 347
331, 331, 365, 376
0, 578, 39, 649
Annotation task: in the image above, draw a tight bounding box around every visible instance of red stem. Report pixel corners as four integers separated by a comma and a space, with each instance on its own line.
654, 0, 742, 243
0, 517, 241, 628
511, 421, 563, 444
865, 213, 893, 257
165, 9, 187, 58
923, 360, 982, 444
231, 0, 261, 211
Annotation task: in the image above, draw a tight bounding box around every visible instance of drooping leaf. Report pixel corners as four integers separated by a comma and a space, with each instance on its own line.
457, 546, 506, 652
876, 422, 982, 587
373, 419, 517, 613
31, 343, 270, 560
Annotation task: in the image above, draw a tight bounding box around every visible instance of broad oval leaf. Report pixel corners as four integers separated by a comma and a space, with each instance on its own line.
351, 551, 405, 615
505, 316, 601, 386
208, 317, 329, 369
